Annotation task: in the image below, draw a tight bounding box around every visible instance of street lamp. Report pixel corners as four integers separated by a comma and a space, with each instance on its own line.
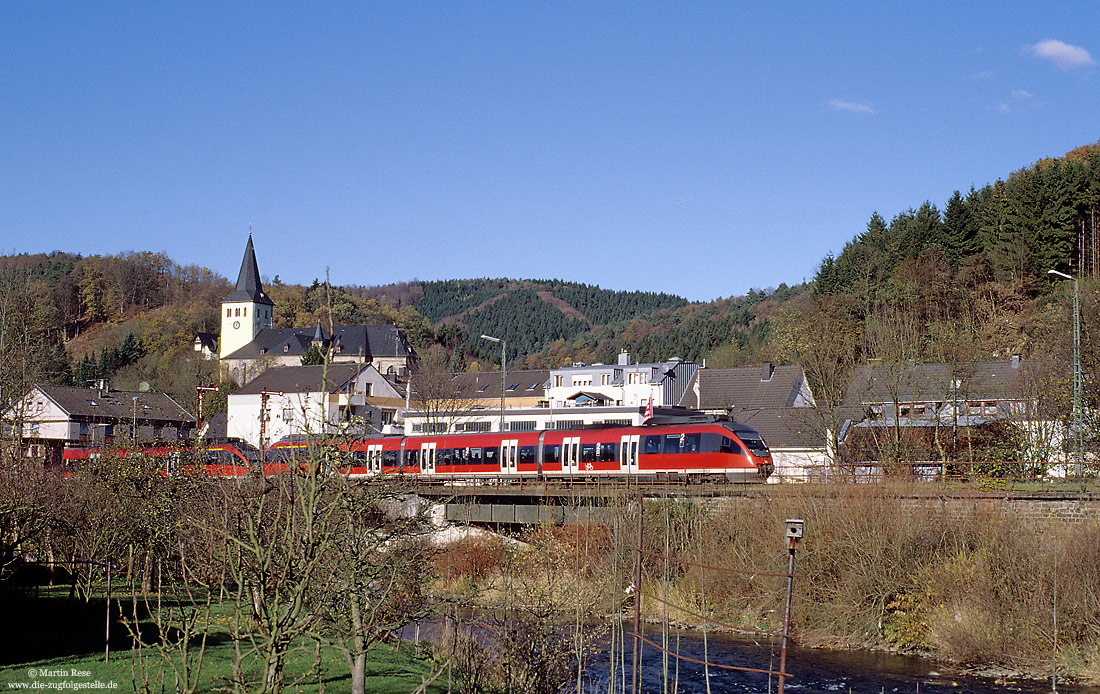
480, 334, 506, 432
1048, 269, 1083, 477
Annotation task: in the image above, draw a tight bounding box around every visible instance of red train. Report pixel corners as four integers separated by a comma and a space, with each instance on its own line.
62, 420, 773, 483
268, 419, 774, 483
61, 441, 261, 477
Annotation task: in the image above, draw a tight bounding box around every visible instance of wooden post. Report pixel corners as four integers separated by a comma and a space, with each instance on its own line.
778, 520, 803, 694
104, 562, 111, 663
631, 493, 643, 694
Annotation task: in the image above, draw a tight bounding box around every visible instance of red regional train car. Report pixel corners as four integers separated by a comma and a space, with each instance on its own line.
269, 419, 773, 483
61, 441, 261, 477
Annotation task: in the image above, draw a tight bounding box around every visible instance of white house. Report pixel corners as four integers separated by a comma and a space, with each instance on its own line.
678, 363, 827, 482
227, 363, 405, 449
2, 384, 194, 464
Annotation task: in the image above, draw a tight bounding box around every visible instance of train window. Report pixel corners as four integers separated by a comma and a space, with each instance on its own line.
484, 447, 498, 465
439, 448, 453, 466
383, 450, 398, 467
406, 449, 419, 466
598, 442, 617, 462
663, 435, 680, 454
544, 444, 561, 464
721, 437, 745, 455
519, 445, 536, 464
581, 443, 597, 463
469, 447, 482, 465
683, 434, 700, 453
643, 436, 660, 455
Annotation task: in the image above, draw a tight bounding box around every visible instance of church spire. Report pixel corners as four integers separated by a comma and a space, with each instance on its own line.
225, 235, 274, 305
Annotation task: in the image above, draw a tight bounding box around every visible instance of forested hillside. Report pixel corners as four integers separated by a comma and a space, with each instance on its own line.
3, 141, 1099, 422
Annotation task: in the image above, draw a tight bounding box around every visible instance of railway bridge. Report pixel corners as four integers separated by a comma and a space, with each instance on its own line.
406, 477, 759, 525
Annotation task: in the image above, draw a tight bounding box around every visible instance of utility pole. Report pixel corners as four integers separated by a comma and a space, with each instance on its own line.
259, 390, 283, 461
480, 334, 506, 432
1048, 270, 1083, 477
195, 385, 220, 434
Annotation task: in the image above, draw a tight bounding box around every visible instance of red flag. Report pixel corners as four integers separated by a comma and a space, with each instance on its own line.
643, 394, 653, 422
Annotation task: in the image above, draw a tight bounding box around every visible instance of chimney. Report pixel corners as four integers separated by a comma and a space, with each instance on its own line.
1011, 354, 1020, 369
618, 350, 630, 366
761, 363, 774, 382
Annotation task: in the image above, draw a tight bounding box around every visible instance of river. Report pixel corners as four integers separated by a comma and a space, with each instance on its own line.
583, 623, 1100, 694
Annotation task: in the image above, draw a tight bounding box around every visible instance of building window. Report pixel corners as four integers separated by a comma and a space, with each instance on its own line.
227, 308, 232, 317
554, 376, 563, 387
282, 408, 294, 421
283, 345, 289, 352
381, 410, 394, 425
510, 420, 536, 432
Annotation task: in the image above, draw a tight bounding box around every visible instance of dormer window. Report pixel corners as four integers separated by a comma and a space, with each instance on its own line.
283, 345, 289, 353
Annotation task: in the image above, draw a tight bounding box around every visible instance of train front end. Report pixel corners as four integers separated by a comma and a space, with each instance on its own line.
721, 422, 774, 481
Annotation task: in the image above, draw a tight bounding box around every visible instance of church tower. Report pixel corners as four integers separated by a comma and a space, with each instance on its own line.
220, 235, 275, 359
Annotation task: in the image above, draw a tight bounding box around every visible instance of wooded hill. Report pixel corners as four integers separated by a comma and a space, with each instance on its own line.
2, 141, 1099, 420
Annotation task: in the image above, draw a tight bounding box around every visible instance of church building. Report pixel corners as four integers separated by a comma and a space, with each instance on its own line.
218, 236, 417, 385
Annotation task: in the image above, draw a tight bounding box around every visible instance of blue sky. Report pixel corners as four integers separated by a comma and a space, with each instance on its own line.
1, 3, 1097, 301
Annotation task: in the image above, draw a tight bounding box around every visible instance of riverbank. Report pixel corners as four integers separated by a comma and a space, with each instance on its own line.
431, 483, 1100, 685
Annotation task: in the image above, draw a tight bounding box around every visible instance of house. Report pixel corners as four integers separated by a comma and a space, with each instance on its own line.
227, 363, 405, 449
403, 369, 550, 434
402, 352, 700, 435
546, 351, 698, 409
2, 384, 194, 464
678, 363, 828, 482
215, 236, 417, 385
839, 356, 1064, 470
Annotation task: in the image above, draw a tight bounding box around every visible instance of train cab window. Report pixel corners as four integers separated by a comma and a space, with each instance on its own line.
598, 442, 618, 462
720, 437, 744, 455
643, 436, 661, 455
544, 444, 561, 464
519, 445, 536, 464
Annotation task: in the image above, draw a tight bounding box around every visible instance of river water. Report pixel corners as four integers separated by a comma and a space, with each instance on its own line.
405, 617, 1100, 693
582, 624, 1100, 694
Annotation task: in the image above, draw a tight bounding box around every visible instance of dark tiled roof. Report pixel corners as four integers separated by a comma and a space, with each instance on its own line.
224, 236, 274, 305
38, 385, 194, 423
732, 407, 824, 449
223, 325, 414, 361
193, 332, 218, 350
235, 364, 366, 395
842, 360, 1041, 407
679, 365, 807, 411
449, 370, 549, 400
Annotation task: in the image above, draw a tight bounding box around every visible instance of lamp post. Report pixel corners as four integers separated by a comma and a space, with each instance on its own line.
1048, 270, 1083, 477
480, 334, 506, 432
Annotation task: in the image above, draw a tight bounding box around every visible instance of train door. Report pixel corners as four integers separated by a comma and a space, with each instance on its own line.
619, 434, 640, 474
499, 439, 518, 475
562, 436, 581, 474
368, 444, 383, 474
419, 442, 436, 473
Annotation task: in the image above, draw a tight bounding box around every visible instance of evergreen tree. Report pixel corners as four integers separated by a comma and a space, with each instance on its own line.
301, 344, 326, 366
941, 189, 982, 263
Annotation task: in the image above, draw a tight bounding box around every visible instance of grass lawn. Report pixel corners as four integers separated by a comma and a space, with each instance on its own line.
0, 587, 452, 693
